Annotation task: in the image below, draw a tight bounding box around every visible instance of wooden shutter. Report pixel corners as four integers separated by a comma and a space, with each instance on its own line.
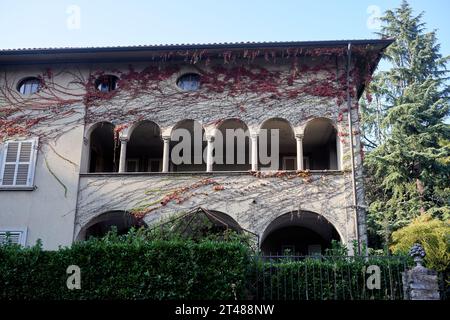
0, 139, 38, 187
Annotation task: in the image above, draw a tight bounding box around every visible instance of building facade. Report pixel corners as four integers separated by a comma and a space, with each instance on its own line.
0, 40, 392, 253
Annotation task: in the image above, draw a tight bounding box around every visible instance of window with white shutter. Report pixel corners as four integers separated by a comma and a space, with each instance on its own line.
0, 229, 27, 246
0, 138, 38, 188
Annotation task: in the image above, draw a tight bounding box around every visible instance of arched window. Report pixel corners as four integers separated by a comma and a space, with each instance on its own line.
176, 73, 201, 91
95, 75, 118, 92
259, 118, 296, 170
17, 77, 41, 95
303, 119, 338, 170
126, 121, 163, 172
89, 122, 120, 172
214, 119, 251, 171
170, 120, 206, 172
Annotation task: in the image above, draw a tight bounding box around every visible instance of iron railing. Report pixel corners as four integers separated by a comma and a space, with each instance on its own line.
247, 255, 411, 300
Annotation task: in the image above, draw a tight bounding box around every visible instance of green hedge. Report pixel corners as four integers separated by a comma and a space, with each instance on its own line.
0, 234, 412, 300
0, 239, 250, 300
249, 256, 409, 300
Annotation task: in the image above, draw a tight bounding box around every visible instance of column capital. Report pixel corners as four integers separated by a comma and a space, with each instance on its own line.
250, 132, 259, 139
295, 133, 304, 140
119, 137, 129, 143
161, 135, 171, 142
205, 135, 215, 142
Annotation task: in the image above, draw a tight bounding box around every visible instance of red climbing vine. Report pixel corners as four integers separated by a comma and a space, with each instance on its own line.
0, 45, 380, 143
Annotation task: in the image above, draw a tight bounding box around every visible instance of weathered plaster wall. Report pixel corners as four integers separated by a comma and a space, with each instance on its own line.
0, 111, 84, 249
75, 172, 358, 248
1, 56, 367, 250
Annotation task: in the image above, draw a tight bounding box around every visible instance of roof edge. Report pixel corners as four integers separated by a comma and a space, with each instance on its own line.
0, 39, 395, 56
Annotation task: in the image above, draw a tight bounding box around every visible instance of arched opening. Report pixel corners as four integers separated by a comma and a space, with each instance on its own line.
259, 118, 296, 170
94, 74, 119, 92
147, 207, 247, 241
126, 121, 163, 172
261, 211, 341, 256
80, 211, 144, 240
89, 122, 120, 172
214, 119, 251, 171
170, 120, 206, 172
303, 118, 338, 170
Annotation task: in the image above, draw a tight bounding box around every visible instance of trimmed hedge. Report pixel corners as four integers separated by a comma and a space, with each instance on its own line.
0, 239, 250, 300
249, 256, 409, 300
0, 234, 413, 300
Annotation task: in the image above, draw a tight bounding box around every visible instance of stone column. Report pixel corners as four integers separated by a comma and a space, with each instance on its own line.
251, 133, 258, 171
336, 132, 342, 170
118, 138, 128, 173
295, 134, 304, 170
206, 135, 214, 172
162, 136, 170, 173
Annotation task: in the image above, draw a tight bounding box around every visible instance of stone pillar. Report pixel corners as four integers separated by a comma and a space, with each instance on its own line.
402, 244, 440, 300
118, 138, 128, 173
162, 136, 170, 173
206, 136, 214, 172
336, 132, 342, 170
251, 133, 258, 171
295, 134, 304, 170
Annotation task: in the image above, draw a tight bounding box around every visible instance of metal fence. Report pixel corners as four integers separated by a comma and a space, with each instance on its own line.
247, 255, 411, 300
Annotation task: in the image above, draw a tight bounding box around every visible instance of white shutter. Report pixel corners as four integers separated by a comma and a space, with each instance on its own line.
0, 229, 27, 246
0, 138, 38, 187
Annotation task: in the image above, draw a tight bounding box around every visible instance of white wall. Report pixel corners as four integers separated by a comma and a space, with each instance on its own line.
0, 121, 84, 249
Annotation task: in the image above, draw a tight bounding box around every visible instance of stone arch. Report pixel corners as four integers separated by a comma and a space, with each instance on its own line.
170, 119, 206, 171
88, 121, 120, 173
125, 119, 163, 139
259, 117, 296, 170
76, 210, 145, 241
299, 116, 338, 135
260, 210, 342, 255
214, 118, 251, 171
302, 117, 339, 170
126, 120, 163, 172
143, 207, 244, 238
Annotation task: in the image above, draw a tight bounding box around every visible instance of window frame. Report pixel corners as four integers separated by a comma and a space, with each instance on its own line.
17, 77, 41, 95
307, 244, 322, 256
282, 156, 297, 170
126, 158, 140, 172
0, 138, 39, 190
0, 228, 27, 246
95, 75, 119, 93
147, 158, 162, 172
176, 73, 201, 92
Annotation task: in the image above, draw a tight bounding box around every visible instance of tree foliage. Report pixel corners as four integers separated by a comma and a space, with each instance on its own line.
361, 0, 450, 247
390, 214, 450, 272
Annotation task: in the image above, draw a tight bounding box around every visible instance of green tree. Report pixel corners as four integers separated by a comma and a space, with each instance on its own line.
361, 0, 450, 248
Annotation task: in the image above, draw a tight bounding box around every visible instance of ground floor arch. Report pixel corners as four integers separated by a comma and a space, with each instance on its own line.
145, 207, 254, 240
260, 211, 341, 255
77, 210, 144, 240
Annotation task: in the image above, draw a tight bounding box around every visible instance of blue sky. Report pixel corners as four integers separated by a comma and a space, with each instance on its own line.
0, 0, 449, 57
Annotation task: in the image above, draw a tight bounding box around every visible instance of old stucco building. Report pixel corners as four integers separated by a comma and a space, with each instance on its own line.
0, 40, 392, 253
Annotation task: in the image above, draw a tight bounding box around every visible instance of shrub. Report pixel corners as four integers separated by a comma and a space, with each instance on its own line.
249, 255, 408, 300
0, 235, 250, 300
390, 214, 450, 272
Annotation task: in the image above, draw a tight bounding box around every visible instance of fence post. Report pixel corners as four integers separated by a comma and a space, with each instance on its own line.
402, 243, 440, 300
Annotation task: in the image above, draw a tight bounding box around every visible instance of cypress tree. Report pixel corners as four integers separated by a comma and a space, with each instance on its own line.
361, 0, 450, 248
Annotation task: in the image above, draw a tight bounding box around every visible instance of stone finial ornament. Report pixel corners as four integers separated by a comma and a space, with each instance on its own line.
409, 243, 426, 268
403, 243, 440, 300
